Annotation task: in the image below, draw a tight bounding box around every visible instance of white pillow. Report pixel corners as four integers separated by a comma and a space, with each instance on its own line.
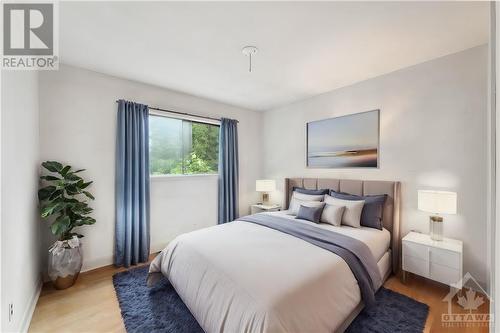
292, 191, 325, 202
288, 191, 324, 215
289, 198, 325, 216
324, 195, 364, 228
320, 204, 345, 226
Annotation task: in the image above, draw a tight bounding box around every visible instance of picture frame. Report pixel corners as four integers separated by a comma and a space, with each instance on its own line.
306, 109, 380, 168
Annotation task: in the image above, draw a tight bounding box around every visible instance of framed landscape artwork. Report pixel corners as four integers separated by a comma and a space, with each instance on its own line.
306, 110, 380, 168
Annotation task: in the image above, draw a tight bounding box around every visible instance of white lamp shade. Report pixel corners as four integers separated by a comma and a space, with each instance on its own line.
418, 190, 457, 214
256, 179, 276, 192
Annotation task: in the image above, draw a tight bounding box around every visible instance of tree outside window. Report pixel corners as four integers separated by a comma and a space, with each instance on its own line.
149, 115, 219, 175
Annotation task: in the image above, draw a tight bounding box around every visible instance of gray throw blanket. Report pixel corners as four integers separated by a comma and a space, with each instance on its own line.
237, 213, 382, 306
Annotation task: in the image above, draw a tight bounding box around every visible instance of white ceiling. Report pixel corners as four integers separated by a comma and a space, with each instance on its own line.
60, 1, 489, 111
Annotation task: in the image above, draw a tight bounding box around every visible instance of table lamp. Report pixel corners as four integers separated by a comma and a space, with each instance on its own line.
256, 180, 276, 204
418, 190, 457, 241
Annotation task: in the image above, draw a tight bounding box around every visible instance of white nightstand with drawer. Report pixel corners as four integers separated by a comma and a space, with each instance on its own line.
402, 232, 463, 288
250, 204, 281, 215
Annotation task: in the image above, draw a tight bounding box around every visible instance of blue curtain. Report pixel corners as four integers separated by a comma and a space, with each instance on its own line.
115, 99, 150, 267
218, 118, 239, 224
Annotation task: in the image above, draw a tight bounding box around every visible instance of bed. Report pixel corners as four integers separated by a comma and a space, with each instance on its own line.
148, 178, 401, 333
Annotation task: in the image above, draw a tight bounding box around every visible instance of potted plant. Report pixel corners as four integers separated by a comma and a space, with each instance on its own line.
38, 161, 96, 290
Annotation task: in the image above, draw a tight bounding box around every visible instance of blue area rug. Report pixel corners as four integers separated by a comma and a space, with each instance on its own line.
113, 265, 428, 333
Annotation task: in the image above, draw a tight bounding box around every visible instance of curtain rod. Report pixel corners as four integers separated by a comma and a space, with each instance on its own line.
115, 100, 238, 123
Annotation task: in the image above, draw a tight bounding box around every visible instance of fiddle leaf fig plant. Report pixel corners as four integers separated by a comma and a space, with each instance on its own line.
38, 161, 96, 241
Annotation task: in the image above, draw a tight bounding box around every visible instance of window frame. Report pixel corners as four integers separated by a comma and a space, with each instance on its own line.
148, 110, 221, 179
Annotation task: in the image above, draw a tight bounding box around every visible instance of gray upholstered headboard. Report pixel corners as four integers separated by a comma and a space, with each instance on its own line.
284, 178, 401, 273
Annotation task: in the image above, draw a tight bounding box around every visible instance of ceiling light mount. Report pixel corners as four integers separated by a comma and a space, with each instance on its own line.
242, 45, 258, 73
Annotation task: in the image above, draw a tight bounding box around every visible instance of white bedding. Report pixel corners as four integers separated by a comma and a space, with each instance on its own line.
149, 212, 391, 333
270, 211, 391, 261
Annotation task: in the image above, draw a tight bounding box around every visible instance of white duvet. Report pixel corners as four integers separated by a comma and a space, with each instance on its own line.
148, 212, 390, 333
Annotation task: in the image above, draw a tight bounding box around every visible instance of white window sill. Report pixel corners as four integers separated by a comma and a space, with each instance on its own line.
151, 173, 218, 181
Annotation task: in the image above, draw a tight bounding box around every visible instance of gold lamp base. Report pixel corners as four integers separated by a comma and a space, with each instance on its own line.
53, 273, 80, 290
262, 193, 269, 204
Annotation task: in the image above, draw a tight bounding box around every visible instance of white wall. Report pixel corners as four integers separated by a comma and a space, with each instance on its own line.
493, 2, 499, 330
262, 45, 489, 286
1, 71, 41, 332
39, 64, 262, 271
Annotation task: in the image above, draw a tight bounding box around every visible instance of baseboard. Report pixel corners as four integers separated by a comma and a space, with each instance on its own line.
78, 252, 160, 277
81, 255, 114, 273
19, 278, 42, 333
81, 249, 163, 273
151, 243, 167, 254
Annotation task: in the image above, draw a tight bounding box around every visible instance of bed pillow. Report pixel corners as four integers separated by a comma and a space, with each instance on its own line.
320, 204, 345, 226
293, 187, 329, 195
288, 199, 325, 216
329, 190, 387, 230
292, 191, 325, 201
296, 204, 325, 223
324, 195, 364, 228
288, 191, 324, 215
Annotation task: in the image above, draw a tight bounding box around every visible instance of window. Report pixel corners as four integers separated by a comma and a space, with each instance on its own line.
149, 114, 219, 175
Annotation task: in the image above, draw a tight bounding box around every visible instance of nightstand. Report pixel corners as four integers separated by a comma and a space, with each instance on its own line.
250, 204, 281, 214
402, 232, 463, 288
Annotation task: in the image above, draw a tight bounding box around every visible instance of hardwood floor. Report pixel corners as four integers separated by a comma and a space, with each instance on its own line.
384, 274, 489, 333
29, 259, 489, 333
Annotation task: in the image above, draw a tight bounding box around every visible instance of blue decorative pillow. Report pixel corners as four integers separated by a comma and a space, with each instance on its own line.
296, 204, 325, 223
329, 190, 387, 230
293, 187, 329, 195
